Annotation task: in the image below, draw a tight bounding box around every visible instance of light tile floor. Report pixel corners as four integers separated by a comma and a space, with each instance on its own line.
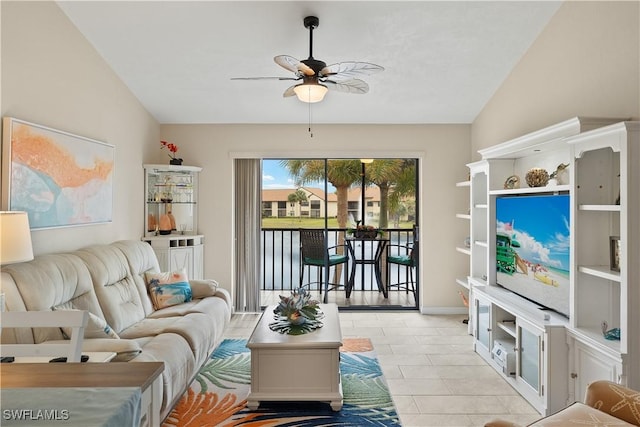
224, 310, 542, 427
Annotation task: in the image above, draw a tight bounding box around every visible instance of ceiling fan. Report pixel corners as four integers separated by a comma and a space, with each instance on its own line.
232, 16, 384, 103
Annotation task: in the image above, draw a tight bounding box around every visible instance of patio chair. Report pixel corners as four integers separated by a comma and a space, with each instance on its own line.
386, 225, 419, 308
299, 229, 353, 303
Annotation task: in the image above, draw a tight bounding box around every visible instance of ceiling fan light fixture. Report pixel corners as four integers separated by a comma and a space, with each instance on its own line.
293, 82, 328, 103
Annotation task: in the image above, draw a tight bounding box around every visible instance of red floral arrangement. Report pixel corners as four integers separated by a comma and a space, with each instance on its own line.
160, 140, 179, 159
161, 140, 182, 165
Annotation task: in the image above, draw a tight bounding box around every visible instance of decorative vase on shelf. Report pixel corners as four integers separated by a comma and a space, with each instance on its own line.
525, 168, 549, 187
170, 158, 183, 165
158, 214, 172, 235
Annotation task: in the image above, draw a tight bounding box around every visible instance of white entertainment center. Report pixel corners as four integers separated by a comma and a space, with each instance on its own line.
459, 117, 639, 415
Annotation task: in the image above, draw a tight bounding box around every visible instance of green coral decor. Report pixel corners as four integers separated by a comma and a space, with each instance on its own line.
269, 288, 324, 335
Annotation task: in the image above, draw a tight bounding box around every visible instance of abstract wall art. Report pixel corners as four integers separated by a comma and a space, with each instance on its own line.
2, 117, 115, 229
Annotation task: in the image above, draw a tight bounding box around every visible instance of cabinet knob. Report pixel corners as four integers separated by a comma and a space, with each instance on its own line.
570, 373, 578, 379
486, 328, 492, 332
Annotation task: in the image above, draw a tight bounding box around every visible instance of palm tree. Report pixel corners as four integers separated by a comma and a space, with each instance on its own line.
388, 160, 417, 225
281, 160, 362, 231
282, 159, 362, 284
287, 189, 308, 219
362, 159, 404, 230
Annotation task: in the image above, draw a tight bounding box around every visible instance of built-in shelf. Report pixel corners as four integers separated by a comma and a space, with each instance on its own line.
568, 327, 622, 355
456, 213, 471, 220
468, 276, 487, 287
456, 278, 469, 289
456, 180, 471, 188
489, 184, 571, 196
456, 247, 471, 256
474, 240, 488, 248
497, 321, 517, 337
578, 265, 621, 282
579, 204, 621, 212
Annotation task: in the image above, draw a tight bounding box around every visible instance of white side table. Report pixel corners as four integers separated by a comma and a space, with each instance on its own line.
8, 351, 116, 363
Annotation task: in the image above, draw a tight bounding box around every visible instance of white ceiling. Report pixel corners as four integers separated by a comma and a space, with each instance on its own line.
57, 1, 562, 125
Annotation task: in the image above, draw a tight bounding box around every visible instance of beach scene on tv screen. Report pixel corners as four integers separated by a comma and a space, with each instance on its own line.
496, 194, 570, 317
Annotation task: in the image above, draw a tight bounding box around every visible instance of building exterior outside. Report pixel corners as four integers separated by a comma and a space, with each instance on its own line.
261, 186, 382, 222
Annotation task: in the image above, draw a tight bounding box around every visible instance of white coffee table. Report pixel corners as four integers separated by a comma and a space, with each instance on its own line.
246, 303, 343, 411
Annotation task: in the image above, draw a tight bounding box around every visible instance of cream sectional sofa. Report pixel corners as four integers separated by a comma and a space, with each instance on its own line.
0, 240, 232, 420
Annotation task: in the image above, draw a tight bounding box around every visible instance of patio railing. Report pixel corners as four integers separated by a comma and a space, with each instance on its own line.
261, 228, 415, 293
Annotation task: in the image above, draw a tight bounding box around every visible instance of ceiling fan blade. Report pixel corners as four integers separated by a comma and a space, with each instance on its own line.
283, 85, 297, 98
231, 77, 299, 81
324, 78, 369, 95
320, 62, 384, 80
274, 55, 315, 76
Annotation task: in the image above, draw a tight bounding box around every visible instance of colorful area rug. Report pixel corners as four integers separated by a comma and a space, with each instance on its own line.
163, 337, 400, 426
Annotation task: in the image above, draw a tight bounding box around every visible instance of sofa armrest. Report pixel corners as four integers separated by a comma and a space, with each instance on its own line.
213, 287, 232, 310
584, 380, 640, 425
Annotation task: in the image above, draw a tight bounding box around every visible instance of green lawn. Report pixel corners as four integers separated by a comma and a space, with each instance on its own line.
261, 217, 341, 229
261, 217, 414, 229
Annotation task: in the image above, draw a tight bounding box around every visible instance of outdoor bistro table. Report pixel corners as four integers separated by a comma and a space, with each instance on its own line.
346, 236, 389, 298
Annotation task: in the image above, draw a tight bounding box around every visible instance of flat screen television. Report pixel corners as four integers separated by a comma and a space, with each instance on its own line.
495, 193, 570, 317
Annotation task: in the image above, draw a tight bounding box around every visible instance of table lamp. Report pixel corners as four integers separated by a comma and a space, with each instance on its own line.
0, 211, 34, 265
0, 211, 34, 312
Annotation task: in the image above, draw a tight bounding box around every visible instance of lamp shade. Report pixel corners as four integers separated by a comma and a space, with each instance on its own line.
293, 82, 328, 103
0, 211, 34, 265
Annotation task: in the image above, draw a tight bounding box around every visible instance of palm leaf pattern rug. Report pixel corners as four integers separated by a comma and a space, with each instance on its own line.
163, 337, 400, 426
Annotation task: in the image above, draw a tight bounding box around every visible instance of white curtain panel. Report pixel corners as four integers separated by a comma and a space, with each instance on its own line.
233, 159, 261, 312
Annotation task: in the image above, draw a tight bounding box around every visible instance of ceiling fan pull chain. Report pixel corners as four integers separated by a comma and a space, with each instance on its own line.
308, 101, 313, 138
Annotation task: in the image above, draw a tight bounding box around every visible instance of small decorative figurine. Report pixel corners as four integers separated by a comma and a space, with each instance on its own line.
504, 175, 520, 189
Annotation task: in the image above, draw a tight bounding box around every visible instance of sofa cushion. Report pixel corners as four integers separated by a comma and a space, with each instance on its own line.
145, 269, 192, 309
189, 279, 219, 299
147, 292, 231, 320
584, 381, 640, 425
529, 402, 637, 426
74, 245, 147, 333
118, 314, 217, 366
53, 309, 119, 339
128, 333, 197, 419
112, 240, 159, 316
1, 254, 104, 344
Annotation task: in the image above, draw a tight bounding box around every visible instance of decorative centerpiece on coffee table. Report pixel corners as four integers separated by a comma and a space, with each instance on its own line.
269, 287, 324, 335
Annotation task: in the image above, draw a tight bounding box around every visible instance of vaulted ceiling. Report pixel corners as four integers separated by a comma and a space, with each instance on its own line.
57, 1, 562, 124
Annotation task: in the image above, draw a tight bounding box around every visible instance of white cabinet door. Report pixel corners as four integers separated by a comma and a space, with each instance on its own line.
154, 249, 170, 272
517, 319, 542, 396
192, 244, 203, 280
572, 339, 623, 401
475, 295, 491, 353
169, 247, 193, 277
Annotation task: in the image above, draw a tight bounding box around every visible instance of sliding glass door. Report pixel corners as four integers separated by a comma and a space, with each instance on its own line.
259, 158, 418, 309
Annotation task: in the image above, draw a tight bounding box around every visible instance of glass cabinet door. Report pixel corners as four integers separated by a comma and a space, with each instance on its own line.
144, 165, 200, 236
518, 321, 541, 393
476, 298, 491, 351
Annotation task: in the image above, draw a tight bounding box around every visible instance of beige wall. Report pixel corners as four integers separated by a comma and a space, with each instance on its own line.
1, 1, 159, 255
160, 124, 472, 312
472, 1, 640, 156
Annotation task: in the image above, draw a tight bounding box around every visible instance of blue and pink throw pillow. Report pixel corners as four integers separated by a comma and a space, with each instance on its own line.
145, 269, 193, 310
